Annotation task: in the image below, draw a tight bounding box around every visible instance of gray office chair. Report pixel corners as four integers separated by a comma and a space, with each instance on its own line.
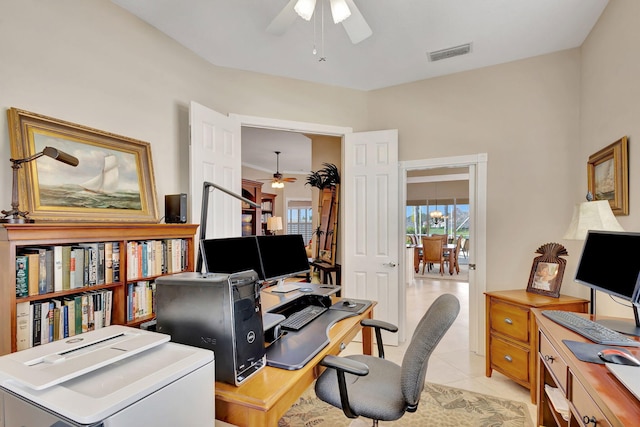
314, 293, 460, 426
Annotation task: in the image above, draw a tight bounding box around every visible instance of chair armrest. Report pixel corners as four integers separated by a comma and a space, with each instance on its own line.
360, 319, 398, 359
320, 355, 369, 376
319, 355, 369, 419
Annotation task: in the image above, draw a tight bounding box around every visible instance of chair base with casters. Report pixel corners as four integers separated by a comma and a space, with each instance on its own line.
314, 294, 460, 426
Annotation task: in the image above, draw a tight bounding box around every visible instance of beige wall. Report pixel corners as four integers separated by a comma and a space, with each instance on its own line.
579, 0, 640, 317
1, 1, 637, 318
369, 50, 584, 297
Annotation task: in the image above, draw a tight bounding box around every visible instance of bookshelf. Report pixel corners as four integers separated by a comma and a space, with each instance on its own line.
1, 222, 198, 355
241, 179, 277, 236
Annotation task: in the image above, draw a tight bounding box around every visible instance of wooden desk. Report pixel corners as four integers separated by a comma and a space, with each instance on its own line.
310, 260, 341, 286
214, 301, 375, 426
533, 309, 640, 426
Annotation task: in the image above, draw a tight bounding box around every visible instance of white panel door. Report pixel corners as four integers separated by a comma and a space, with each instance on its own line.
343, 129, 399, 345
189, 101, 242, 266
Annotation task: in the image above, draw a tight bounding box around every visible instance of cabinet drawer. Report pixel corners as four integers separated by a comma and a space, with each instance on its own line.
490, 335, 529, 382
489, 299, 530, 342
570, 373, 612, 427
539, 332, 567, 392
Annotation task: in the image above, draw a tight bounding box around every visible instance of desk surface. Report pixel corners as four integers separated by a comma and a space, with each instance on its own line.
215, 293, 375, 426
533, 309, 640, 426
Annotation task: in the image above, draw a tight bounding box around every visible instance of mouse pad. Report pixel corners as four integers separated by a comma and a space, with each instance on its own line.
563, 339, 632, 364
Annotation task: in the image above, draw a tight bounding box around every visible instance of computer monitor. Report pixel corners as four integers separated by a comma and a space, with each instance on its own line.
200, 236, 265, 279
574, 230, 640, 336
256, 234, 310, 283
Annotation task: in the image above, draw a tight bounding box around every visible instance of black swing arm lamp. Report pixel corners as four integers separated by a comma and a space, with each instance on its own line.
1, 146, 79, 224
196, 181, 260, 273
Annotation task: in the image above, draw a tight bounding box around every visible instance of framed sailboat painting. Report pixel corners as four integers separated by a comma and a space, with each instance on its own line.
6, 108, 159, 223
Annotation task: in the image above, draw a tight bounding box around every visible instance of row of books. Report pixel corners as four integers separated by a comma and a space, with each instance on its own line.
15, 289, 113, 351
127, 281, 156, 322
15, 243, 120, 298
126, 239, 189, 280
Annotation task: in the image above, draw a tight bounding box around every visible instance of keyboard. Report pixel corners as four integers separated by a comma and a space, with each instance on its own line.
280, 305, 328, 331
542, 310, 640, 347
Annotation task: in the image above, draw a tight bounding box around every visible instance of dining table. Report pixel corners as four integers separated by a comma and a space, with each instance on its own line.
411, 243, 458, 275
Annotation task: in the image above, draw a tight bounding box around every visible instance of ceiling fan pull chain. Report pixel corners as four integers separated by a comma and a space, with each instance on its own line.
319, 0, 326, 61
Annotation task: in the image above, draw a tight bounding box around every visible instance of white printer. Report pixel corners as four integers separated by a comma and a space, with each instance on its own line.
0, 325, 214, 427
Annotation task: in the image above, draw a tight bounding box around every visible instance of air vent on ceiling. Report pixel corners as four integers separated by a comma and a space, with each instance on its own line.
428, 43, 472, 62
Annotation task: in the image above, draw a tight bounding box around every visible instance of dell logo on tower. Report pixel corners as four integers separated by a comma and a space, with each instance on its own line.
247, 331, 256, 344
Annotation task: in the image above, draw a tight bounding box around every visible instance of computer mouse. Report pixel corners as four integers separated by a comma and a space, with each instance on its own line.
300, 287, 313, 292
342, 300, 357, 308
598, 348, 640, 366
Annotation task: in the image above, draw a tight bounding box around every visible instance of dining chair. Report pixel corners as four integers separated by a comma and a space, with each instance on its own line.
452, 236, 463, 274
420, 236, 444, 275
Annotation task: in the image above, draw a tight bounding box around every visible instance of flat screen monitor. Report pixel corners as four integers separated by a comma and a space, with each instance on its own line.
256, 234, 310, 282
575, 230, 640, 335
200, 236, 265, 279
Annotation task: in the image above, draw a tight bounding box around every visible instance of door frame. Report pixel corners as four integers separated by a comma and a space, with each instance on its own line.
400, 154, 487, 354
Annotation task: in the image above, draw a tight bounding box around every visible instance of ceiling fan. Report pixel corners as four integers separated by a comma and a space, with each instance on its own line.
260, 151, 298, 189
266, 0, 372, 45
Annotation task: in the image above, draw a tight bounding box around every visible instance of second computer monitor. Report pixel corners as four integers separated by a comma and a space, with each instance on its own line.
257, 234, 310, 282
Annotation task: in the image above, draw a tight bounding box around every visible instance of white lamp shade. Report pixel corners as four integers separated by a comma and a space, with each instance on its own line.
267, 216, 283, 232
329, 0, 351, 23
563, 200, 624, 240
294, 0, 317, 21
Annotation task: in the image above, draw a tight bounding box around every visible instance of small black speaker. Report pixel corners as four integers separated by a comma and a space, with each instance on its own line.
165, 193, 187, 223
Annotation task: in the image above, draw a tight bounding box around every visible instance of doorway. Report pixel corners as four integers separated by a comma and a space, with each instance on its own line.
400, 154, 487, 355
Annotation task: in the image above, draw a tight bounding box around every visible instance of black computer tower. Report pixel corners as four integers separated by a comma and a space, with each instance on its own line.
155, 270, 265, 385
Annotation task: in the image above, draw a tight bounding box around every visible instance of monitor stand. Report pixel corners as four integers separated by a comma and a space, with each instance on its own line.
271, 279, 301, 293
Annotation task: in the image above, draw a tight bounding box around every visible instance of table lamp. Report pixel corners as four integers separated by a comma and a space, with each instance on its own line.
267, 216, 283, 235
1, 146, 79, 224
563, 193, 623, 314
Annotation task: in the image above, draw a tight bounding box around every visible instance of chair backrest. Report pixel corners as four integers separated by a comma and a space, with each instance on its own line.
455, 236, 463, 253
400, 293, 460, 410
421, 236, 443, 263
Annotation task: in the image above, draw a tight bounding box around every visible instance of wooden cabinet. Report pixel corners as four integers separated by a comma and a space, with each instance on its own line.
534, 309, 640, 427
260, 192, 276, 235
1, 222, 198, 355
485, 290, 588, 403
241, 179, 276, 236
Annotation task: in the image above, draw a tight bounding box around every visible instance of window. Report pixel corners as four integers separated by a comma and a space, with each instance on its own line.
287, 205, 313, 244
406, 199, 469, 241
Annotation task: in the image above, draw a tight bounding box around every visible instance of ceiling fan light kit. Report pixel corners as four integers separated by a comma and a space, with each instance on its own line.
329, 0, 351, 23
294, 0, 316, 21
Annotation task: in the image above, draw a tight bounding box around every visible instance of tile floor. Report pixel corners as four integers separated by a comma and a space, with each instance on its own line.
343, 271, 538, 424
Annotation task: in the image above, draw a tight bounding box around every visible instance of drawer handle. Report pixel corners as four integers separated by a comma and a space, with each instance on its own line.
503, 355, 513, 363
582, 415, 597, 426
340, 342, 346, 351
503, 317, 513, 325
544, 354, 555, 363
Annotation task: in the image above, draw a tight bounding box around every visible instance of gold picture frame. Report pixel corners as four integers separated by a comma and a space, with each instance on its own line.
587, 136, 629, 215
6, 108, 159, 223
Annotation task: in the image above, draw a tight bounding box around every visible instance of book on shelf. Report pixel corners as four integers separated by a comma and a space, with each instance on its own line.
16, 301, 30, 351
15, 255, 29, 298
20, 248, 48, 295
71, 246, 86, 289
105, 242, 113, 284
112, 242, 120, 282
25, 253, 39, 296
77, 243, 99, 287
61, 245, 72, 291
32, 301, 41, 347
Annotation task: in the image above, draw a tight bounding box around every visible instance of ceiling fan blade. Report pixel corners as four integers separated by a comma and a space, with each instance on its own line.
341, 0, 372, 44
283, 177, 298, 182
266, 0, 299, 36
